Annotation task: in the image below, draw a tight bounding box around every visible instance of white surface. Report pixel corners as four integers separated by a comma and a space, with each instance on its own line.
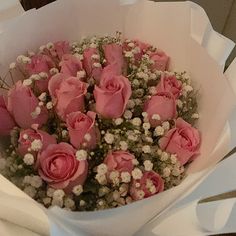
0, 0, 24, 23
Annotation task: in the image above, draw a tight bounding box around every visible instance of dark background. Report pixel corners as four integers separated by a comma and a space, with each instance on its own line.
21, 0, 56, 10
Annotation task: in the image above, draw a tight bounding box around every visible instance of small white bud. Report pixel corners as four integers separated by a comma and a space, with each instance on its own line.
76, 150, 87, 161
114, 118, 123, 125
128, 42, 135, 48
142, 145, 151, 154
23, 79, 32, 86
119, 141, 128, 151
49, 68, 59, 75
38, 101, 44, 107
39, 72, 48, 79
46, 102, 53, 110
39, 45, 46, 52
84, 133, 91, 142
191, 113, 199, 119
152, 114, 161, 120
9, 62, 16, 70
131, 117, 142, 126
46, 42, 54, 50
162, 121, 170, 130
62, 130, 68, 138
143, 122, 151, 130
72, 185, 83, 196
31, 139, 43, 151
144, 160, 153, 171
124, 110, 133, 120
97, 164, 108, 175
104, 133, 114, 144
23, 153, 34, 165
38, 92, 47, 102
35, 106, 41, 115
77, 70, 86, 79
154, 126, 165, 136
30, 74, 41, 81
125, 51, 133, 58
131, 168, 143, 180
91, 54, 100, 60
93, 62, 101, 68
23, 134, 28, 140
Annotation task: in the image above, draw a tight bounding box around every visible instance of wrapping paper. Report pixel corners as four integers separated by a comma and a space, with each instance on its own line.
0, 0, 235, 235
0, 0, 24, 23
149, 151, 236, 236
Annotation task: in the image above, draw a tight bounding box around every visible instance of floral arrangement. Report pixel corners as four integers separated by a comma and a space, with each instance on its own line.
0, 33, 200, 211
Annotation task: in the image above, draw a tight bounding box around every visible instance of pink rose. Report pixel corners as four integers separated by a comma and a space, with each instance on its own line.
25, 54, 55, 92
103, 43, 124, 74
48, 73, 88, 120
17, 128, 56, 157
159, 118, 200, 165
130, 171, 164, 200
66, 111, 98, 149
54, 41, 70, 59
156, 74, 182, 98
94, 70, 131, 118
144, 92, 176, 127
150, 50, 169, 72
26, 54, 54, 75
104, 151, 135, 173
0, 96, 16, 136
83, 47, 102, 81
7, 81, 48, 129
38, 142, 88, 191
60, 54, 83, 77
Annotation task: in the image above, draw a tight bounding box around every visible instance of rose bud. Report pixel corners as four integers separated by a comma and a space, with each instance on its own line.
94, 67, 131, 118
150, 50, 169, 72
103, 43, 124, 74
159, 118, 200, 165
104, 151, 135, 173
17, 128, 56, 157
7, 81, 48, 129
156, 74, 182, 98
66, 111, 99, 149
25, 54, 55, 92
130, 171, 164, 200
0, 95, 16, 136
144, 92, 176, 127
60, 54, 83, 77
54, 40, 70, 59
48, 73, 88, 120
38, 142, 88, 191
83, 47, 102, 82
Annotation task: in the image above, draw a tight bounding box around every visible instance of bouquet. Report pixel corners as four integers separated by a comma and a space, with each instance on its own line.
0, 32, 200, 211
0, 0, 234, 235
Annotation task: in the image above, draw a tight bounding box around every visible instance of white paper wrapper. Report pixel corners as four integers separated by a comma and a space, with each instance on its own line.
0, 0, 235, 235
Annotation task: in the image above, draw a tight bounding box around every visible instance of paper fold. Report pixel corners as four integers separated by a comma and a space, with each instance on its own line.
188, 1, 235, 69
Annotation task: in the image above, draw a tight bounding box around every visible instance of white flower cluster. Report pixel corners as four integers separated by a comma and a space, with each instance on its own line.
76, 150, 88, 161
104, 133, 115, 144
23, 153, 34, 165
17, 55, 31, 64
23, 175, 43, 188
95, 164, 108, 185
51, 189, 65, 208
72, 185, 83, 196
30, 139, 43, 152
